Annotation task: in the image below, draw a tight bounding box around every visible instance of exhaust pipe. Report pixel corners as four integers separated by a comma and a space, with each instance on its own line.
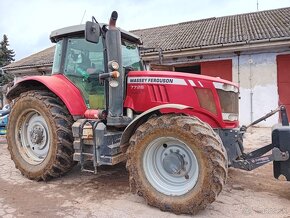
106, 11, 130, 126
109, 11, 118, 29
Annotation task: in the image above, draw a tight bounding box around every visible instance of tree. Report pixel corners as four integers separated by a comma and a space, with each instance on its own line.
0, 34, 15, 67
0, 34, 15, 86
0, 69, 13, 86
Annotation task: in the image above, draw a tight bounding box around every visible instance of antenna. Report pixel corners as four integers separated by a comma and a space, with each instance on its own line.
80, 10, 87, 24
257, 0, 259, 11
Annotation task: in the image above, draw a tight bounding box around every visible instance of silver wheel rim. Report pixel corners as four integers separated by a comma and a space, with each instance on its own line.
143, 137, 199, 196
17, 110, 50, 165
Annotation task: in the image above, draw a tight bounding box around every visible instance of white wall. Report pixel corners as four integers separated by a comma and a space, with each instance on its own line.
232, 52, 279, 126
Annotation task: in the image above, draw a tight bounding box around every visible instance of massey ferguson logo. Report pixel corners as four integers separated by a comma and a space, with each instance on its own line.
128, 77, 187, 85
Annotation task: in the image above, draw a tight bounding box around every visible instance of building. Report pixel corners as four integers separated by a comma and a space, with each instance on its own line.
3, 7, 290, 126
3, 46, 54, 77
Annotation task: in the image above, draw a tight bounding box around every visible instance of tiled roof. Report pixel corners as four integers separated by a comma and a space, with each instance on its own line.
4, 46, 55, 70
132, 7, 290, 52
5, 7, 290, 70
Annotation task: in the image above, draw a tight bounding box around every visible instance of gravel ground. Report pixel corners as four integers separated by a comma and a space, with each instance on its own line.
0, 128, 290, 218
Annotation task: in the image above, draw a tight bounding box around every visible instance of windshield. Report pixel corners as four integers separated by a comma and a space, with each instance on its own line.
64, 37, 104, 75
122, 40, 143, 70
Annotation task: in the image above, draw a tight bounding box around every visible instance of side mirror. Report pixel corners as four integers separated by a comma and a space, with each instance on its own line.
85, 21, 100, 43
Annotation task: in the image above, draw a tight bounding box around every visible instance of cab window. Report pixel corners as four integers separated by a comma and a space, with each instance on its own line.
64, 37, 105, 109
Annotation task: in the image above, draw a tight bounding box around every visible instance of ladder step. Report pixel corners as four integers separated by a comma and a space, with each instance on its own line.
73, 153, 94, 161
81, 168, 97, 174
82, 152, 93, 156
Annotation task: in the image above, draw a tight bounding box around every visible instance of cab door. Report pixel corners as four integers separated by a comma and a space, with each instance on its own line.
63, 37, 105, 109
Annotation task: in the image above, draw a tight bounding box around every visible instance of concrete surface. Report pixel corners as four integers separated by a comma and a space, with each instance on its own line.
0, 128, 290, 218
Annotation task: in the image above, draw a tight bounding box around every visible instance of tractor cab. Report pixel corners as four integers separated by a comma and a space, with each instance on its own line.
50, 19, 143, 114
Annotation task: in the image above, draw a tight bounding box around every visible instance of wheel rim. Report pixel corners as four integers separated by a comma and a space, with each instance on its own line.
16, 109, 50, 165
143, 137, 199, 196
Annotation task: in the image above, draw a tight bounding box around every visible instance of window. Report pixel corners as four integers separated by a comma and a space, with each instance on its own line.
52, 40, 63, 73
64, 37, 105, 109
122, 40, 143, 70
175, 65, 201, 74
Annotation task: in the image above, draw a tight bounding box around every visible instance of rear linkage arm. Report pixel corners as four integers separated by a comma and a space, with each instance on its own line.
232, 145, 289, 171
240, 105, 288, 133
233, 105, 289, 171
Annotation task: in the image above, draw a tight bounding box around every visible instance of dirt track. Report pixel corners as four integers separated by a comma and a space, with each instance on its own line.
0, 127, 290, 218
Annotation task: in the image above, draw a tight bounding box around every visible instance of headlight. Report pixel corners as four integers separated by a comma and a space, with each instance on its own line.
222, 113, 239, 121
213, 82, 239, 121
213, 82, 238, 93
108, 61, 119, 70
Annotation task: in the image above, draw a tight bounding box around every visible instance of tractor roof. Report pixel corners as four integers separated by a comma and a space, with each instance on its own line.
50, 24, 142, 45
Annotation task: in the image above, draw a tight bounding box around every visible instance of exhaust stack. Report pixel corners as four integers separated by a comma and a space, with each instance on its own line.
109, 11, 118, 29
106, 11, 129, 126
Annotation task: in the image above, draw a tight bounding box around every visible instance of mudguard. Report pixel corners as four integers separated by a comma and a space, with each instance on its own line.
120, 104, 191, 146
6, 74, 87, 116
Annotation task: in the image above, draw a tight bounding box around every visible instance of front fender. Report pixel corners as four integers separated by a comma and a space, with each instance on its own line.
120, 104, 191, 146
7, 74, 87, 116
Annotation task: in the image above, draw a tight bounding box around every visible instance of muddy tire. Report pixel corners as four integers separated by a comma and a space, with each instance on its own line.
7, 90, 75, 181
126, 114, 227, 215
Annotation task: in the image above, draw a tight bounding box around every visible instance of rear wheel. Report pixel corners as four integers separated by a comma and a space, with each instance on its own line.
7, 90, 75, 181
126, 114, 227, 215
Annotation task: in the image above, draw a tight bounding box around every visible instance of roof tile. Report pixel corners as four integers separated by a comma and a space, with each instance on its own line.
132, 7, 290, 52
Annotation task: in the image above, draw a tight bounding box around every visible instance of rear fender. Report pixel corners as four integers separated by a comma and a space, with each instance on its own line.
6, 74, 87, 116
120, 104, 191, 146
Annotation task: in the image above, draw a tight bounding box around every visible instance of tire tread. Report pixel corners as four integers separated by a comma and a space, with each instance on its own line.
126, 114, 227, 215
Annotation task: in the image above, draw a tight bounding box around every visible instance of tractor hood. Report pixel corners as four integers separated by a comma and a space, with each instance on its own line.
125, 70, 239, 129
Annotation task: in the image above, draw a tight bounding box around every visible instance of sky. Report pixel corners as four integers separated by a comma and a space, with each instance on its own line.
0, 0, 290, 61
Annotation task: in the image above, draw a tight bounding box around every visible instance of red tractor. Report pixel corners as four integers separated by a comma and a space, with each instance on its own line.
5, 12, 290, 215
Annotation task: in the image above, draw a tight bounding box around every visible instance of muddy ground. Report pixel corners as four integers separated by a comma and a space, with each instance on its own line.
0, 127, 290, 218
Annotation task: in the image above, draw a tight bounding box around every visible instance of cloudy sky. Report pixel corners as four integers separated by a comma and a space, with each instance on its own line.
0, 0, 290, 61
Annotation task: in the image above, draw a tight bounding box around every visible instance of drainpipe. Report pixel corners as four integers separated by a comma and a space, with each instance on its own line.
249, 55, 254, 123
235, 51, 241, 89
158, 48, 163, 64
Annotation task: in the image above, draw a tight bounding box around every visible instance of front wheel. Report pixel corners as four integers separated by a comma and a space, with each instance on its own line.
126, 114, 228, 215
7, 90, 75, 181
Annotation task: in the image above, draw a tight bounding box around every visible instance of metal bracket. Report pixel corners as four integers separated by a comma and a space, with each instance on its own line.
280, 105, 289, 126
272, 147, 289, 161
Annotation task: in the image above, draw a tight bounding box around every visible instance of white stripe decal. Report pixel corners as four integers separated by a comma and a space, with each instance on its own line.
198, 81, 203, 87
128, 77, 187, 85
188, 80, 196, 86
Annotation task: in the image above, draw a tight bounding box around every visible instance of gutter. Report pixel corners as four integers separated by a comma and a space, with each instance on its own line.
3, 64, 52, 77
3, 63, 53, 71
